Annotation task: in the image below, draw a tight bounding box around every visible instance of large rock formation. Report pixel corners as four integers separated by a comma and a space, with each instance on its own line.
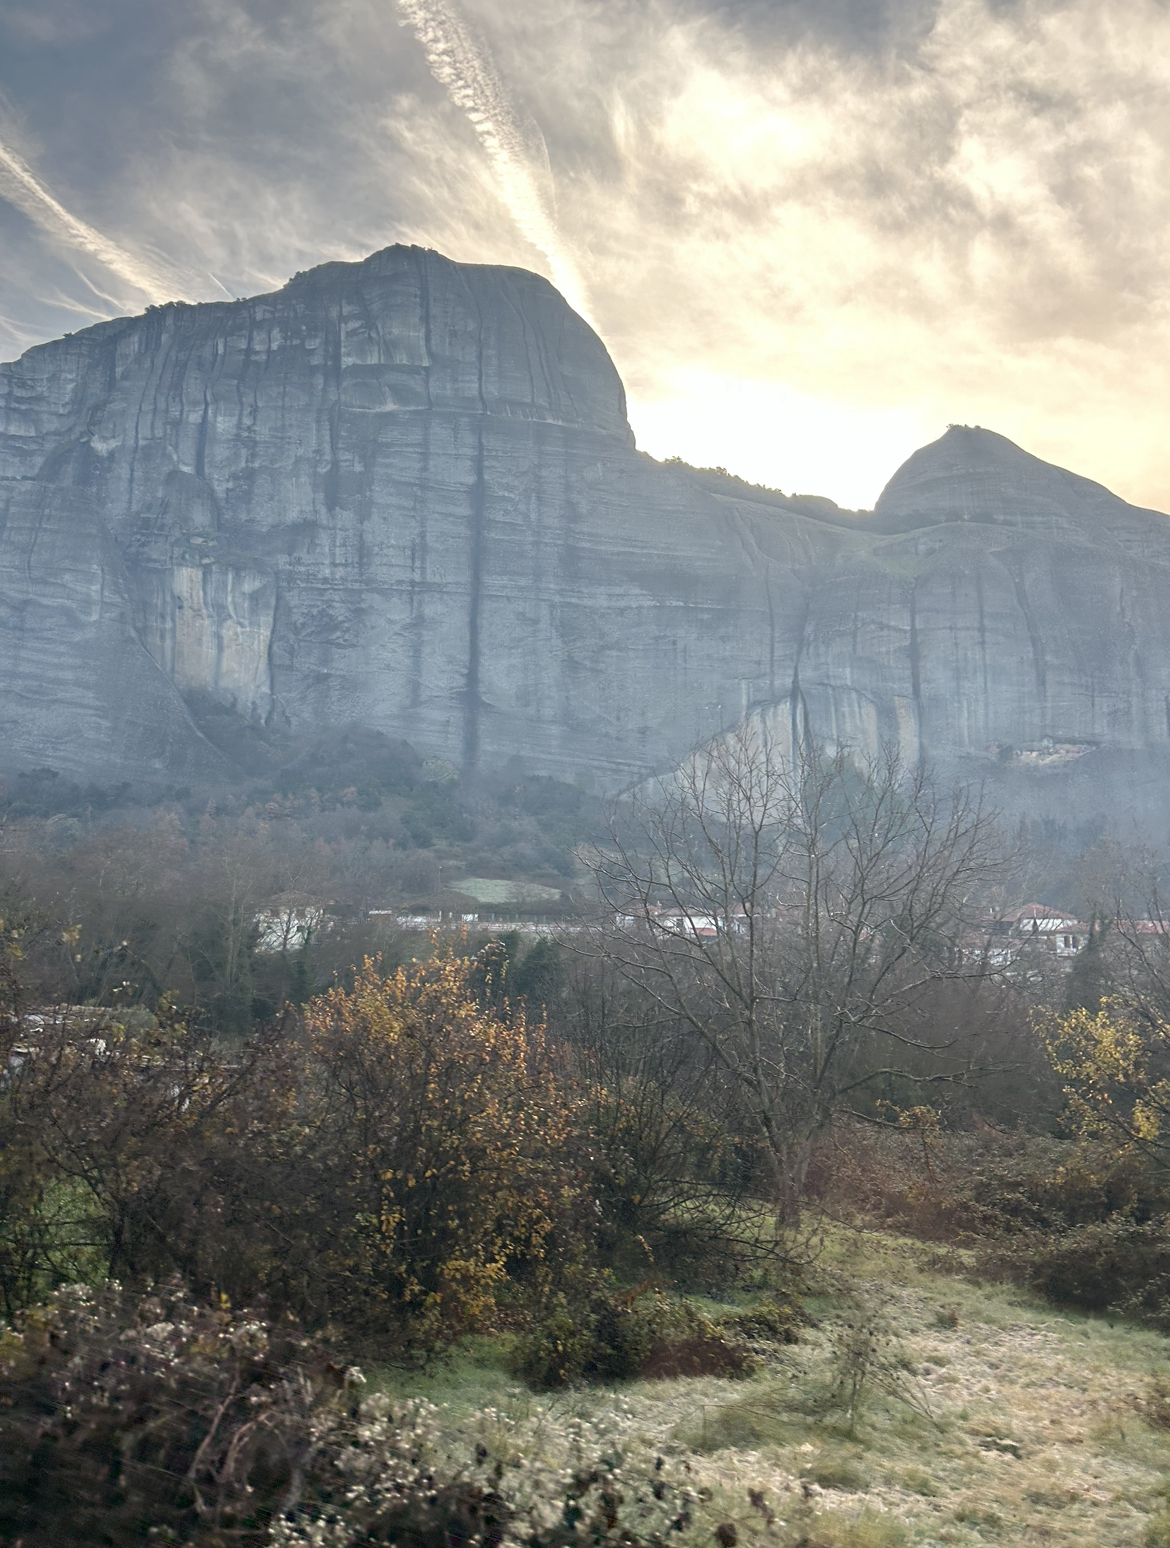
2, 245, 1169, 817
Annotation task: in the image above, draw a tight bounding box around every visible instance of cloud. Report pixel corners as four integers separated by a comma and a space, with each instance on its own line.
0, 135, 186, 305
0, 1, 116, 46
1, 0, 1169, 509
474, 0, 1170, 504
392, 0, 590, 318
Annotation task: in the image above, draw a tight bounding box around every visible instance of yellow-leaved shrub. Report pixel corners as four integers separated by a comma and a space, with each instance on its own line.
1041, 1001, 1170, 1163
298, 952, 583, 1351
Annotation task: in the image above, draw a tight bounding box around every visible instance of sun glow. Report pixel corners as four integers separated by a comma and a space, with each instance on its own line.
628, 373, 937, 511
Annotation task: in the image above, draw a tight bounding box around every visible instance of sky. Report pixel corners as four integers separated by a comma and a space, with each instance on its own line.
1, 0, 1168, 510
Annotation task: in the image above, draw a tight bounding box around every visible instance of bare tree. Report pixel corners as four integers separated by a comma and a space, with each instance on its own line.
1054, 839, 1170, 1027
556, 952, 774, 1282
583, 727, 1009, 1224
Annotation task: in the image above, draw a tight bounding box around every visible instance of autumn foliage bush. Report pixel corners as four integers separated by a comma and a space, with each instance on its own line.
0, 949, 590, 1354
806, 1002, 1170, 1325
981, 1000, 1170, 1322
287, 953, 587, 1350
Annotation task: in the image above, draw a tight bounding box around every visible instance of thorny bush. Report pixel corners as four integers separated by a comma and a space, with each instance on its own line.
0, 1280, 356, 1547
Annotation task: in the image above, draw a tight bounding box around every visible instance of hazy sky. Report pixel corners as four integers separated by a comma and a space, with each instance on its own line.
1, 0, 1168, 508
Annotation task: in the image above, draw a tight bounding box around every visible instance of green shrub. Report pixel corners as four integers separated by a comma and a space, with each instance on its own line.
718, 1294, 808, 1346
512, 1292, 602, 1388
993, 1217, 1170, 1323
513, 1282, 654, 1387
514, 1284, 756, 1389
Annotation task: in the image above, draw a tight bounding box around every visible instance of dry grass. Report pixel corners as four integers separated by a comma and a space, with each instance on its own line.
377, 1228, 1170, 1546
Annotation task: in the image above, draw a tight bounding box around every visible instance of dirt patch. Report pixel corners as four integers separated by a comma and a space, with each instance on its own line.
641, 1333, 757, 1380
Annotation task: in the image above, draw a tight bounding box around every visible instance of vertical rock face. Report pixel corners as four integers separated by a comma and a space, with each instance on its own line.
2, 245, 1170, 817
0, 246, 655, 782
857, 429, 1170, 776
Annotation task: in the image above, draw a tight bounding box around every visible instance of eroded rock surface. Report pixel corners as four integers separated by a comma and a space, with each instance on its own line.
1, 246, 1169, 817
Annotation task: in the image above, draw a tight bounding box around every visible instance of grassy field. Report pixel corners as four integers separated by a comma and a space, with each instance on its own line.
373, 1228, 1170, 1548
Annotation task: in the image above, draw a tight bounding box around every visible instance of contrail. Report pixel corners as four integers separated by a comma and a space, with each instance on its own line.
394, 0, 591, 320
0, 139, 183, 306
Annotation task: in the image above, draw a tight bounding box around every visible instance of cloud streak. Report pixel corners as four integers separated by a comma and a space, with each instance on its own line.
0, 137, 183, 306
392, 0, 590, 318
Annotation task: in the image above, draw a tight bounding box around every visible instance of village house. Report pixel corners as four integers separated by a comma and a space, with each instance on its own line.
996, 903, 1093, 958
616, 903, 752, 940
253, 893, 332, 954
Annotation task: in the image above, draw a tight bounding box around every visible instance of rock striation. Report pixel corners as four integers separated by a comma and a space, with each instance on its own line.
2, 245, 1170, 818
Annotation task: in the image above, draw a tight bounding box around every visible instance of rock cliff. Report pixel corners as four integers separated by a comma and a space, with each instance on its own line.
2, 245, 1169, 817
